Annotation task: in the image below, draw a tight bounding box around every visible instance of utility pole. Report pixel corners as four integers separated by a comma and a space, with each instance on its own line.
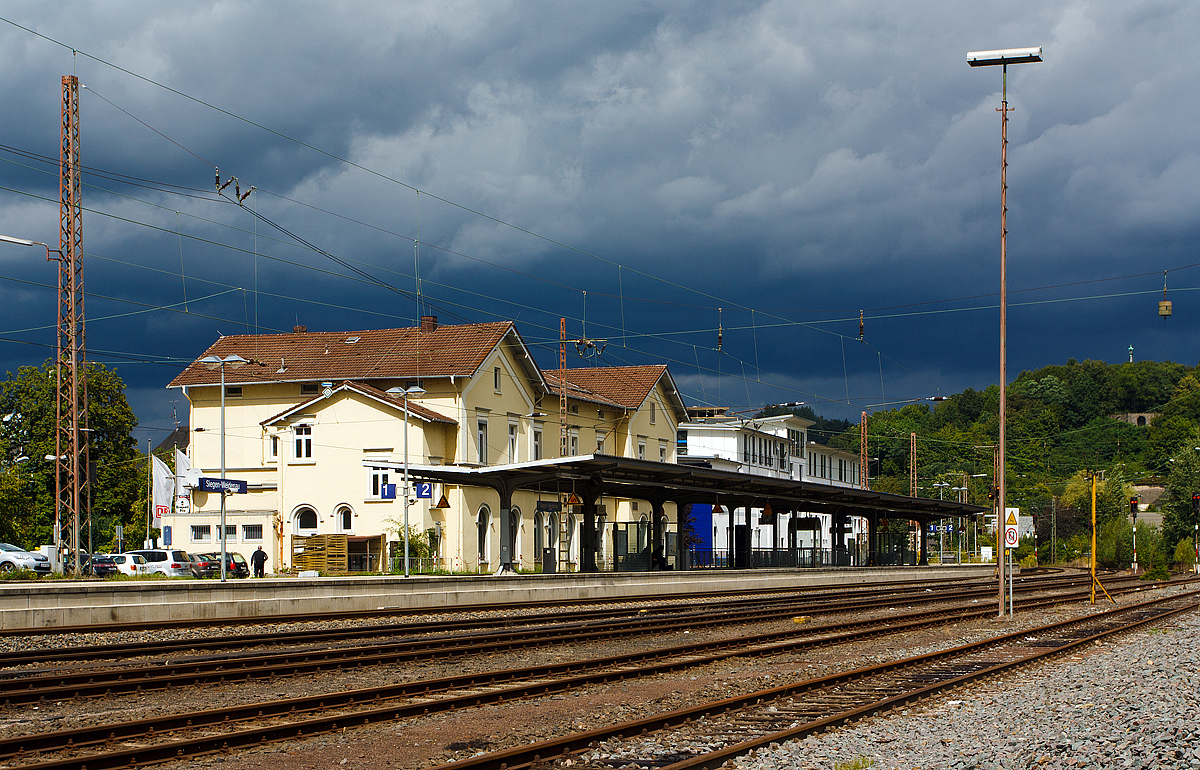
909, 432, 917, 497
559, 318, 567, 457
56, 74, 88, 576
558, 318, 606, 458
859, 413, 868, 490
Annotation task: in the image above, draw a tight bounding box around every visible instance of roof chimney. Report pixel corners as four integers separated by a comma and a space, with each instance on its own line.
293, 325, 307, 334
420, 315, 437, 332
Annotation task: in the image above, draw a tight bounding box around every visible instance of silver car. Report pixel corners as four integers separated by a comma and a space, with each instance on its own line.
123, 549, 194, 578
0, 543, 52, 574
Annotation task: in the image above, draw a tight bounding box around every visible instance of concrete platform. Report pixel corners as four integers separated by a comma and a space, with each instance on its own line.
0, 565, 995, 631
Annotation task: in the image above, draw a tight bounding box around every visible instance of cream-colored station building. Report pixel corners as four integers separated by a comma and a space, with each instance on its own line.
166, 317, 685, 574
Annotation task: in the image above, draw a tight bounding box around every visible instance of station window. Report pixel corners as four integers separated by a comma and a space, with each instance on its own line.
191, 525, 211, 542
242, 524, 263, 541
294, 424, 313, 459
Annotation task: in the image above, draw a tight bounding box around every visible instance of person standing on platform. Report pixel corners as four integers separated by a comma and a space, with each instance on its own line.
251, 546, 268, 578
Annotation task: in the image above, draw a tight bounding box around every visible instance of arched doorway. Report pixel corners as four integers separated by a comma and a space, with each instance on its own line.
507, 506, 521, 566
476, 505, 491, 570
533, 511, 544, 566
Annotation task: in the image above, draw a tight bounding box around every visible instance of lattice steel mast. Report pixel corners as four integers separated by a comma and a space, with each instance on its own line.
56, 74, 88, 575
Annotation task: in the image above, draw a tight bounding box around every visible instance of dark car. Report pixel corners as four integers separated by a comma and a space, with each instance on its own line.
89, 555, 121, 578
188, 553, 219, 579
200, 551, 250, 578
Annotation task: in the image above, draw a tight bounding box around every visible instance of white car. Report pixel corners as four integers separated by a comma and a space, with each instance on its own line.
122, 549, 193, 578
0, 543, 52, 575
107, 553, 149, 576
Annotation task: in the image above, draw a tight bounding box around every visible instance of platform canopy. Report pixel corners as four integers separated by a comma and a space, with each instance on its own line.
364, 453, 985, 521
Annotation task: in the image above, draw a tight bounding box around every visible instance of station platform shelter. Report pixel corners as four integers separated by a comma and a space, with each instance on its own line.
367, 455, 985, 573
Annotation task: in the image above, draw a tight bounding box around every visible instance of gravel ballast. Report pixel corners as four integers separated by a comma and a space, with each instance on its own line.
737, 605, 1200, 770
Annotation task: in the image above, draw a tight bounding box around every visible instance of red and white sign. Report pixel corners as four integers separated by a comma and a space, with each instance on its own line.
1003, 509, 1019, 549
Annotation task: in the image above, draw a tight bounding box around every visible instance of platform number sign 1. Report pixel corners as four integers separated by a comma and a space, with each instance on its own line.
415, 482, 433, 499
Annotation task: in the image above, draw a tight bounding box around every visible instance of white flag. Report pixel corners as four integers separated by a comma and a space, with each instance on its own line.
152, 456, 175, 526
175, 448, 198, 488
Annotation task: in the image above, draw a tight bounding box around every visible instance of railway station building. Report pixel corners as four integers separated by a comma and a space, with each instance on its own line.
168, 317, 980, 574
166, 317, 686, 573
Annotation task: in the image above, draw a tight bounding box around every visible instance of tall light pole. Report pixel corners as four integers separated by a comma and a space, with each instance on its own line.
952, 486, 966, 562
200, 354, 248, 581
934, 481, 950, 562
968, 46, 1042, 616
388, 385, 426, 577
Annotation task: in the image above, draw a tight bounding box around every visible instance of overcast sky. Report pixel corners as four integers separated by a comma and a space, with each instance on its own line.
2, 1, 1199, 441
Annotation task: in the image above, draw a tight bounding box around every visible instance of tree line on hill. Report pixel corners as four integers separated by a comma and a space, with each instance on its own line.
766, 358, 1200, 573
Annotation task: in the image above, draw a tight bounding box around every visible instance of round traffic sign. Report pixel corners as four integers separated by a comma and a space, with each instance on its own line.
1004, 526, 1018, 547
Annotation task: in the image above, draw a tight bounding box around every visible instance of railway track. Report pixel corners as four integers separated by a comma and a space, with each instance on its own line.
0, 569, 1119, 673
0, 583, 1188, 770
5, 570, 1084, 640
431, 590, 1200, 770
0, 574, 1168, 705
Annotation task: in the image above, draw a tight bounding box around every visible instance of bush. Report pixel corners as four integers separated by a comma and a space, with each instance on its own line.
1174, 537, 1197, 569
0, 567, 40, 580
1141, 565, 1170, 581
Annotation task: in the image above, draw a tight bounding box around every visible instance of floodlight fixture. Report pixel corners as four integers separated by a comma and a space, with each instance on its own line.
0, 234, 42, 247
967, 47, 1042, 67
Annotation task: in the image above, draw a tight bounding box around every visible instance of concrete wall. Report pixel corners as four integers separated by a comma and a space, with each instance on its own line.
0, 565, 994, 631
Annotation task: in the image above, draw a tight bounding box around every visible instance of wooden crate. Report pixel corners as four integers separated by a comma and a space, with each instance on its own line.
291, 534, 349, 574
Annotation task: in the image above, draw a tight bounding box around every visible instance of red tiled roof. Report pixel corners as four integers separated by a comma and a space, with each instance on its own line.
543, 365, 669, 410
260, 381, 457, 426
169, 322, 516, 388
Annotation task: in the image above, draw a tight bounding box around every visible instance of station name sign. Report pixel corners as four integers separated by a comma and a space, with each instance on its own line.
197, 477, 248, 494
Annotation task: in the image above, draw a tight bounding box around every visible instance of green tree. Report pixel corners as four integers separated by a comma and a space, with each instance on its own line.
0, 361, 141, 552
1161, 444, 1200, 548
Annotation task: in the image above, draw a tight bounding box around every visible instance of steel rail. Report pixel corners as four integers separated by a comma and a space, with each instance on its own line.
0, 576, 1009, 667
0, 574, 1157, 700
0, 570, 1125, 672
0, 583, 1181, 767
425, 591, 1200, 770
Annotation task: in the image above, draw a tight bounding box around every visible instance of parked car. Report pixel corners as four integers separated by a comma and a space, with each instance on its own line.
123, 549, 194, 578
62, 549, 93, 576
200, 551, 250, 578
89, 554, 121, 578
0, 543, 52, 575
188, 553, 219, 579
109, 553, 149, 577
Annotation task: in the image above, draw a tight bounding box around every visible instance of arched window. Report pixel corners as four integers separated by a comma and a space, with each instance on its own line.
335, 505, 353, 533
295, 507, 318, 535
533, 511, 544, 561
477, 505, 491, 567
567, 514, 577, 564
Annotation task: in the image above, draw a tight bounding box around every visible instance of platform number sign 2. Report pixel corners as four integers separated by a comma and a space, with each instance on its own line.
415, 482, 433, 499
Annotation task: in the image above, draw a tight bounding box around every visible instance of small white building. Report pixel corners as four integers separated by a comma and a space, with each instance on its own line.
676, 408, 867, 564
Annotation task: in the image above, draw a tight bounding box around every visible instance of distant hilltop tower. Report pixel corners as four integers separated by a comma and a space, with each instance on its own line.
1128, 344, 1134, 363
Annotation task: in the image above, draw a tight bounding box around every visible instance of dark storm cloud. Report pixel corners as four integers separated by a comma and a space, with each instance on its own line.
1, 1, 1199, 433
